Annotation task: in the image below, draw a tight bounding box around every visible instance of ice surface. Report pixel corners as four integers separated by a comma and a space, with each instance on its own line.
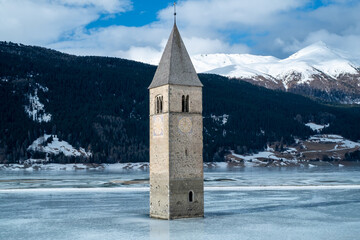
1, 167, 360, 240
1, 187, 360, 240
2, 165, 360, 189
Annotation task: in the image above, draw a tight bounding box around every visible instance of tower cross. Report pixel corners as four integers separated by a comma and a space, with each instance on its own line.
174, 2, 176, 24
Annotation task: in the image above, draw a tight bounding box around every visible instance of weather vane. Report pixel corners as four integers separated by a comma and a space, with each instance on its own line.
174, 1, 177, 24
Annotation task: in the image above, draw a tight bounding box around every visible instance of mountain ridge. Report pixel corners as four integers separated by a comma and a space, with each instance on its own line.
192, 42, 360, 103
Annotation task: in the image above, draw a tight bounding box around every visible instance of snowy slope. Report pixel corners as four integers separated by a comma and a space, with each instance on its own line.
24, 83, 52, 123
192, 42, 359, 89
305, 123, 329, 133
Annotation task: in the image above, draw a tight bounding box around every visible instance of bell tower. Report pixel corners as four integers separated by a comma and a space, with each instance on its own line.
149, 23, 204, 220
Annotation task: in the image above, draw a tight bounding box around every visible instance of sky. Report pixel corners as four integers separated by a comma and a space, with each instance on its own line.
1, 0, 360, 64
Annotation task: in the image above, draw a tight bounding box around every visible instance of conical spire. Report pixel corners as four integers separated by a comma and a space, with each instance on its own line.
149, 24, 203, 89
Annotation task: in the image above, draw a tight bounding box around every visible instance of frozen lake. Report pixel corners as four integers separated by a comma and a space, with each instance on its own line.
1, 165, 360, 240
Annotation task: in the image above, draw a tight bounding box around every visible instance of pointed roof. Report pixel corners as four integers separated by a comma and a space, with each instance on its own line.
149, 24, 203, 89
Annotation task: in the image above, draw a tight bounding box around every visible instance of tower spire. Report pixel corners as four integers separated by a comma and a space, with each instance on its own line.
148, 23, 203, 89
174, 2, 176, 24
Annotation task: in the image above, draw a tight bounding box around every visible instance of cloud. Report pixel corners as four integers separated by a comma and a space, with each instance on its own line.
182, 37, 249, 55
57, 0, 132, 13
0, 0, 131, 45
49, 23, 249, 65
1, 0, 360, 64
283, 29, 360, 64
117, 36, 249, 65
0, 0, 312, 64
158, 0, 308, 28
117, 46, 162, 65
268, 1, 360, 60
156, 0, 359, 61
47, 25, 169, 59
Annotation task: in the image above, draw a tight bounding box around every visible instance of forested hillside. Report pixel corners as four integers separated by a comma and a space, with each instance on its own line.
1, 41, 360, 163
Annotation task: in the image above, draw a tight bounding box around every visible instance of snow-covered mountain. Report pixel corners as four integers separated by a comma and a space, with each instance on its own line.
192, 42, 360, 103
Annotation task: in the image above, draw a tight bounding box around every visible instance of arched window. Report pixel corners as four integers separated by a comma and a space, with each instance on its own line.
156, 97, 159, 114
160, 96, 163, 113
182, 95, 189, 113
186, 95, 189, 112
188, 191, 194, 203
155, 95, 163, 114
182, 95, 185, 112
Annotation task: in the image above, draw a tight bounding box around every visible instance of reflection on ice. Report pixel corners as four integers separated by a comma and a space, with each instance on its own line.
150, 219, 169, 240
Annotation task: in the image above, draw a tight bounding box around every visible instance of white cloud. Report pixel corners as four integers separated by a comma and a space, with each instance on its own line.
47, 25, 169, 59
283, 29, 360, 65
116, 36, 250, 64
270, 1, 360, 56
57, 0, 132, 13
156, 0, 360, 63
48, 23, 249, 64
0, 0, 131, 45
183, 37, 249, 55
265, 1, 360, 62
158, 0, 308, 28
117, 46, 162, 65
1, 0, 360, 64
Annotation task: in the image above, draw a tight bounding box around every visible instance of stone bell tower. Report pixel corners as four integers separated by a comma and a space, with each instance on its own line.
149, 23, 204, 220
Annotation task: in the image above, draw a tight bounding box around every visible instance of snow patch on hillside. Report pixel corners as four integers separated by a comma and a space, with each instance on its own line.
308, 134, 360, 149
192, 42, 359, 86
24, 84, 51, 123
211, 114, 229, 125
1, 77, 9, 82
305, 123, 329, 132
35, 82, 49, 92
28, 134, 92, 158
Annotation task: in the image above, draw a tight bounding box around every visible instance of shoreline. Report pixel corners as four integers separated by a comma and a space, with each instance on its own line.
1, 160, 359, 171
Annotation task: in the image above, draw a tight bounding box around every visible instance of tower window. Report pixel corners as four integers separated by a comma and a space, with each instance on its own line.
182, 95, 185, 112
182, 95, 189, 112
155, 95, 163, 114
188, 191, 194, 203
186, 95, 189, 112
